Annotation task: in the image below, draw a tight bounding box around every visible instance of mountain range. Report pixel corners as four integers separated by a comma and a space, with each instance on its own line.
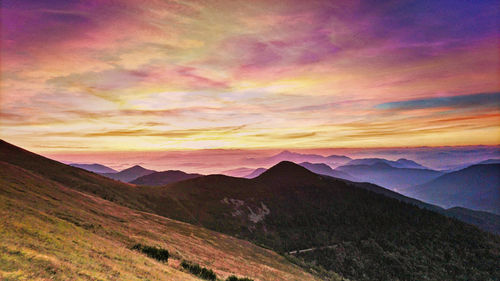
344, 158, 428, 169
335, 162, 443, 190
1, 140, 499, 281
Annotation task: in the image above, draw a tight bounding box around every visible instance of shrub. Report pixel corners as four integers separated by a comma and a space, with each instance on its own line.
131, 243, 169, 262
181, 260, 217, 281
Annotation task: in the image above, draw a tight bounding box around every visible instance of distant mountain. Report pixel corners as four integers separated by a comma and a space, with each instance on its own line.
335, 162, 443, 190
100, 165, 156, 182
244, 167, 267, 179
265, 150, 351, 167
70, 163, 117, 173
478, 159, 500, 165
440, 158, 500, 172
403, 164, 500, 215
221, 167, 255, 177
345, 158, 427, 169
299, 162, 357, 181
131, 170, 202, 186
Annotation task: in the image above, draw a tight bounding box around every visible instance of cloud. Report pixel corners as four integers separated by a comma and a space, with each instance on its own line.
376, 92, 500, 110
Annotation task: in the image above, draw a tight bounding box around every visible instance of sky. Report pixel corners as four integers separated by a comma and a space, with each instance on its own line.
1, 0, 499, 155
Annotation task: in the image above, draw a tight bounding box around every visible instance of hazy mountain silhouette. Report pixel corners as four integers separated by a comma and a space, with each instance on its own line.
263, 150, 351, 167
131, 170, 202, 186
336, 162, 443, 190
221, 167, 255, 177
243, 167, 267, 178
403, 164, 500, 215
70, 163, 118, 173
299, 162, 358, 181
100, 165, 156, 182
345, 158, 427, 169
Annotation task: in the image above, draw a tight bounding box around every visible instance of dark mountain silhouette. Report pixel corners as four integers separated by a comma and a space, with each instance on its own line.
100, 165, 156, 182
156, 161, 499, 280
299, 162, 358, 181
345, 157, 427, 169
403, 164, 500, 215
1, 140, 499, 281
70, 163, 117, 173
243, 167, 267, 178
131, 170, 202, 186
335, 162, 443, 190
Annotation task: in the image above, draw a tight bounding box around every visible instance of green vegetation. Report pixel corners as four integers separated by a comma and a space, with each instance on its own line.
180, 260, 216, 280
226, 275, 254, 281
131, 243, 169, 262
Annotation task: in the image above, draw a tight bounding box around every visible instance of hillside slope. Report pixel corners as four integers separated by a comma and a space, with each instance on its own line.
404, 164, 500, 214
0, 160, 323, 281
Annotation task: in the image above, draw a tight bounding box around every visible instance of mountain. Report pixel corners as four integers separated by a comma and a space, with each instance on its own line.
69, 163, 118, 173
243, 167, 267, 179
345, 157, 427, 169
100, 165, 156, 182
299, 162, 358, 181
221, 167, 255, 177
131, 170, 202, 186
403, 164, 500, 215
0, 140, 320, 281
156, 161, 500, 281
478, 159, 500, 165
335, 162, 443, 190
1, 140, 499, 281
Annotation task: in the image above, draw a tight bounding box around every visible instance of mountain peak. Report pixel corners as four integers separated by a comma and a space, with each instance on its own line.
123, 165, 147, 172
276, 150, 294, 156
257, 161, 318, 181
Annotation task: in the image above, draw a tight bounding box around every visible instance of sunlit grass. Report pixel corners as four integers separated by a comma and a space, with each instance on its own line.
0, 161, 320, 280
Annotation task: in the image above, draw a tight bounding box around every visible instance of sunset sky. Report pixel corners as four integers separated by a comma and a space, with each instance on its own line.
1, 0, 499, 153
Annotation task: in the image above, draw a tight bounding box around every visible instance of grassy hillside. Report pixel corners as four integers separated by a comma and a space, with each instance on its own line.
0, 160, 323, 281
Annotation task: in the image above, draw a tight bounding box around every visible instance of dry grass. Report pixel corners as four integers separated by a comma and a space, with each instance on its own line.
0, 161, 320, 281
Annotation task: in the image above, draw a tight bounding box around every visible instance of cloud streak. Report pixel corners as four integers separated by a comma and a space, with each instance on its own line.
376, 92, 500, 110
